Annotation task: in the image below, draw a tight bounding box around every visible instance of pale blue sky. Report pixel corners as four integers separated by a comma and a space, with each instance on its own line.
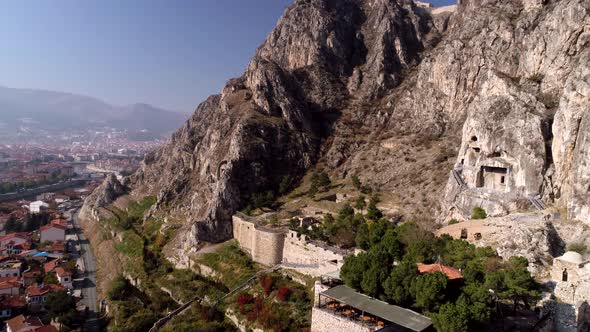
0, 0, 455, 112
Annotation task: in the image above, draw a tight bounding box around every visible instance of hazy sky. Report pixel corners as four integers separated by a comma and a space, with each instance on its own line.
0, 0, 456, 113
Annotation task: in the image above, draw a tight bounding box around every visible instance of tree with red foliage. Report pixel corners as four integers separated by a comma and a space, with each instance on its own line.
237, 292, 253, 306
259, 275, 274, 296
277, 287, 291, 302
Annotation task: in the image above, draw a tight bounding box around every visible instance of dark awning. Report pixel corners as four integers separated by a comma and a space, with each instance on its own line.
321, 285, 432, 332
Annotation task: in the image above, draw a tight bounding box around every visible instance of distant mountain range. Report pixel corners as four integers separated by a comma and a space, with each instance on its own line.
0, 86, 188, 137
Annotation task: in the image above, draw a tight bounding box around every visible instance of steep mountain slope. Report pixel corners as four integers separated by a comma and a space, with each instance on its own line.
0, 86, 186, 136
84, 0, 590, 266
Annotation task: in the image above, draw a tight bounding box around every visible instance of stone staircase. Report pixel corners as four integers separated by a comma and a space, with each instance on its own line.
452, 169, 468, 189
529, 196, 546, 210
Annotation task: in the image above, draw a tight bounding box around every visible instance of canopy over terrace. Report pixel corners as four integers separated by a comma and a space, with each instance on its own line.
319, 285, 433, 332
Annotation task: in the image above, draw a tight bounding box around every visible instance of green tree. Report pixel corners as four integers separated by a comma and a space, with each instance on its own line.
366, 196, 383, 220
354, 195, 366, 210
502, 256, 540, 311
406, 240, 434, 264
413, 271, 448, 312
43, 273, 58, 285
471, 207, 487, 220
279, 175, 292, 195
384, 260, 419, 306
4, 216, 21, 233
120, 309, 158, 332
340, 254, 369, 290
308, 182, 318, 198
432, 295, 471, 332
351, 175, 362, 190
361, 264, 388, 298
380, 229, 404, 260
355, 222, 371, 250
462, 283, 493, 323
45, 291, 78, 327
251, 191, 275, 209
316, 172, 331, 188
109, 275, 131, 301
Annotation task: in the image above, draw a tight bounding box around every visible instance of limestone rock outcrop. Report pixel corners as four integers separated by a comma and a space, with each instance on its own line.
81, 0, 590, 264
79, 174, 128, 222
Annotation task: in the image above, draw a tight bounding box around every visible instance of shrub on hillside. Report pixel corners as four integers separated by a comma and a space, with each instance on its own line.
277, 287, 291, 302
567, 243, 587, 255
259, 275, 274, 296
108, 275, 131, 301
471, 207, 487, 220
448, 219, 460, 225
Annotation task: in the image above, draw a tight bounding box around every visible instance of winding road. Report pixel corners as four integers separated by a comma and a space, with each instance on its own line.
72, 210, 101, 332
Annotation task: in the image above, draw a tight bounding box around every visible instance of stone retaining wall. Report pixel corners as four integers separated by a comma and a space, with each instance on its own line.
311, 307, 373, 332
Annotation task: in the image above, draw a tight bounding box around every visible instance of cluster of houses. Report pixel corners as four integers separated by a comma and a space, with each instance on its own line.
0, 216, 77, 331
0, 188, 95, 237
0, 160, 74, 188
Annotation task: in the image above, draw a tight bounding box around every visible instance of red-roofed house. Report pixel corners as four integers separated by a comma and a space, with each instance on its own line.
416, 263, 464, 281
43, 260, 59, 274
0, 294, 26, 318
25, 284, 64, 304
40, 241, 65, 256
22, 269, 42, 287
40, 223, 66, 243
0, 233, 30, 247
5, 314, 46, 332
0, 241, 32, 255
0, 276, 21, 295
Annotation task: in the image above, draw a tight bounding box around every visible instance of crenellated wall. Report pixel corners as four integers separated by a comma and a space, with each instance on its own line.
232, 214, 348, 275
282, 231, 346, 277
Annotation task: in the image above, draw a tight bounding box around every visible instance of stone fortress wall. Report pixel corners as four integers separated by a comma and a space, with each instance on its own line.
232, 213, 284, 266
232, 214, 347, 276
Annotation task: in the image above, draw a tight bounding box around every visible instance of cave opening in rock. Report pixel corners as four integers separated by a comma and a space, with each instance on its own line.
470, 136, 478, 142
476, 166, 508, 190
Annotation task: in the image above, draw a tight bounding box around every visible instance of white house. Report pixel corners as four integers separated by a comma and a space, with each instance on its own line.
55, 267, 73, 289
0, 261, 22, 278
40, 223, 66, 243
29, 201, 49, 214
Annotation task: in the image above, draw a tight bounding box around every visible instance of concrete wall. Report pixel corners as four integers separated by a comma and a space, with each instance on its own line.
311, 307, 373, 332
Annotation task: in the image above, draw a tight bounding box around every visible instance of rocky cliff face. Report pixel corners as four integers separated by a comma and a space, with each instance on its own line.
82, 0, 590, 264
79, 174, 128, 222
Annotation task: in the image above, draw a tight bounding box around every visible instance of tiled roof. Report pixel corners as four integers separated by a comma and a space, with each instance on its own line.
0, 278, 21, 290
26, 283, 64, 297
43, 259, 59, 273
0, 294, 26, 309
40, 221, 67, 232
0, 232, 30, 243
5, 315, 43, 332
416, 263, 464, 280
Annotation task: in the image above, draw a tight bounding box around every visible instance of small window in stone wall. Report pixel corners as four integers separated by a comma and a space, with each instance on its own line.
563, 269, 568, 282
500, 176, 505, 184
